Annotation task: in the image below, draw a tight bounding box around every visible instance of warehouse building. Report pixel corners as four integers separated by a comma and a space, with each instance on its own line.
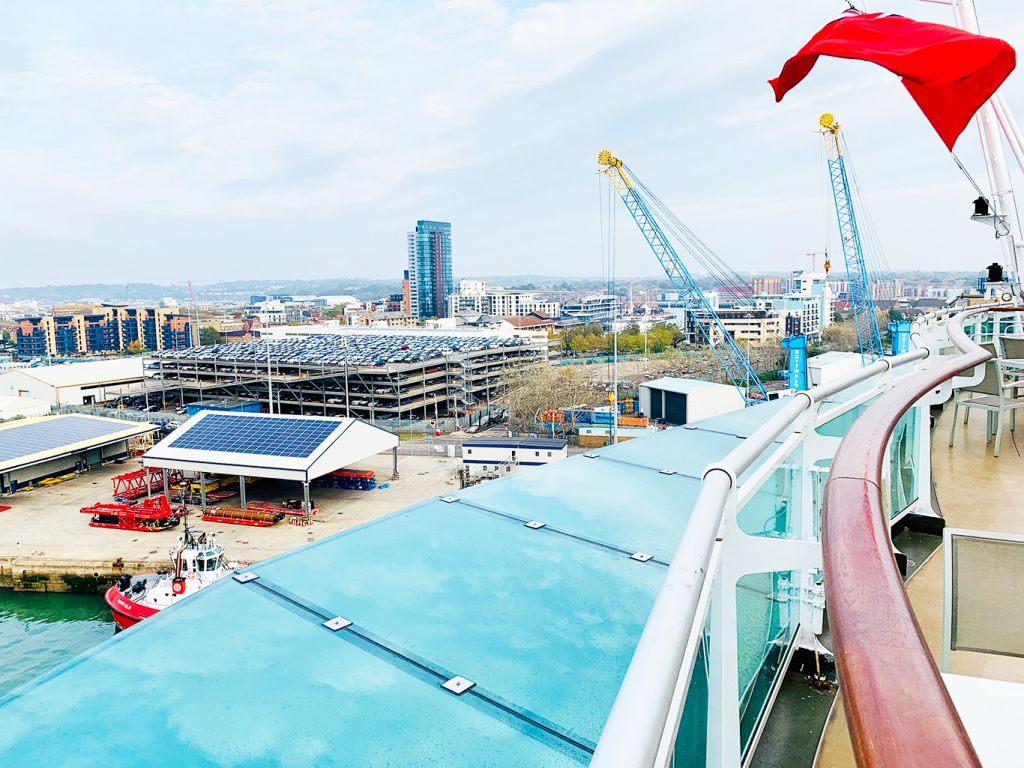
0, 359, 147, 407
0, 395, 50, 421
0, 414, 158, 494
639, 377, 745, 426
147, 330, 547, 423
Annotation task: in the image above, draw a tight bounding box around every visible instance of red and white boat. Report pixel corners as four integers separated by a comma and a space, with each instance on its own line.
104, 523, 237, 630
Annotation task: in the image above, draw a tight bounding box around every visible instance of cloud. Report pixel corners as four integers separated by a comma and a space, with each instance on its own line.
0, 0, 1021, 285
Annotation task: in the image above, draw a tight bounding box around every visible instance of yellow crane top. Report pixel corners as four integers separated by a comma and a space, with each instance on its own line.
819, 112, 840, 134
597, 148, 633, 192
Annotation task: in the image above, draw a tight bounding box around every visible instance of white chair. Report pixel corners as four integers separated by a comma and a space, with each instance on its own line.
949, 342, 1024, 457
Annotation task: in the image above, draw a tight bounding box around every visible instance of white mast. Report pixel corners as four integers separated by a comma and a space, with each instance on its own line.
922, 0, 1024, 289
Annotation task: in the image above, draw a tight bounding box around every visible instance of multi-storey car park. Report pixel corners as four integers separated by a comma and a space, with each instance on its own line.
145, 332, 548, 423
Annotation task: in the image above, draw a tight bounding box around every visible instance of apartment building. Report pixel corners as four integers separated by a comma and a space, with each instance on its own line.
446, 281, 561, 319
15, 306, 193, 358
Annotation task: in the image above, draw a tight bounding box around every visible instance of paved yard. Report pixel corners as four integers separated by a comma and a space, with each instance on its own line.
0, 452, 460, 570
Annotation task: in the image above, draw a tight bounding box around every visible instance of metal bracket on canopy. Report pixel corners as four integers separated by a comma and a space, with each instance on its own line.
441, 676, 476, 695
323, 616, 354, 631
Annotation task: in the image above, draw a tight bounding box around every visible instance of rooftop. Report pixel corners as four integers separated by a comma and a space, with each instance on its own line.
143, 411, 399, 482
0, 414, 156, 474
152, 333, 532, 367
0, 359, 144, 388
461, 436, 568, 449
640, 376, 737, 394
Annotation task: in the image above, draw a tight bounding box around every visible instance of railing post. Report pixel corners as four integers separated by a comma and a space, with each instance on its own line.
706, 487, 742, 767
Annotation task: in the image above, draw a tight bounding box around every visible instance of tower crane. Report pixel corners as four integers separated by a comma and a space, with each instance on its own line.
819, 113, 883, 359
597, 149, 769, 402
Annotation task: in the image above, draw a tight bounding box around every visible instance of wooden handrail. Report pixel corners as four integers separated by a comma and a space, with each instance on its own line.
821, 306, 1020, 767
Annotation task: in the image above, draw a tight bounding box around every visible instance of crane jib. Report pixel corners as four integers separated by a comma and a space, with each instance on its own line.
597, 149, 770, 404
820, 115, 884, 360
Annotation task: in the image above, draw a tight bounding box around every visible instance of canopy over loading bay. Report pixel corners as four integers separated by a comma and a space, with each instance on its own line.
0, 414, 158, 494
142, 411, 400, 514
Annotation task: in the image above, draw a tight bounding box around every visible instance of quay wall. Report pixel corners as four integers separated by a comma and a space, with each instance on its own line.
0, 558, 156, 593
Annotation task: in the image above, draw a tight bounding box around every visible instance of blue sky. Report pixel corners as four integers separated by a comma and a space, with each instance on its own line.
2, 0, 1022, 287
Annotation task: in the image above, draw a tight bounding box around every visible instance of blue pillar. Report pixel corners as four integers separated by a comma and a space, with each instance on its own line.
781, 335, 808, 391
888, 320, 912, 355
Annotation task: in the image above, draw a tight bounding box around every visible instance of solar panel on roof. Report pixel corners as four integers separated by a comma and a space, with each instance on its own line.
0, 416, 140, 463
167, 414, 341, 458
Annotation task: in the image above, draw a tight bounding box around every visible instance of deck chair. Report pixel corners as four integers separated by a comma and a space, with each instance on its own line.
949, 342, 1024, 457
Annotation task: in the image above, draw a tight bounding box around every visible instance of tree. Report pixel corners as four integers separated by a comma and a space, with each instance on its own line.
887, 308, 904, 323
126, 340, 146, 355
324, 304, 348, 319
200, 326, 223, 345
500, 365, 605, 434
821, 321, 857, 353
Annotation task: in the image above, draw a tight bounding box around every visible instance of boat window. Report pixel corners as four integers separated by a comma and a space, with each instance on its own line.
196, 558, 204, 571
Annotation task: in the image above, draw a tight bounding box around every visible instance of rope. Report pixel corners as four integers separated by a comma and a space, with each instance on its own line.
951, 151, 987, 199
597, 173, 607, 290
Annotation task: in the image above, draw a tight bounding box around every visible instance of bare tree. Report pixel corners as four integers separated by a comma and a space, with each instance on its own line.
500, 364, 605, 435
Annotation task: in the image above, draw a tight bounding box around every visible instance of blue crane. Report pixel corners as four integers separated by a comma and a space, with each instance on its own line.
597, 149, 769, 403
819, 113, 883, 359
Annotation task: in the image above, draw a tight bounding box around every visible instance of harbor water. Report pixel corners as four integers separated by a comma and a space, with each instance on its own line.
0, 590, 113, 697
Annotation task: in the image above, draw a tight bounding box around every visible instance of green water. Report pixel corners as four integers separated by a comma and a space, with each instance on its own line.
0, 590, 114, 696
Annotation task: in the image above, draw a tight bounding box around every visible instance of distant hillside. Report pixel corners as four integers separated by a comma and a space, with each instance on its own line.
0, 270, 980, 307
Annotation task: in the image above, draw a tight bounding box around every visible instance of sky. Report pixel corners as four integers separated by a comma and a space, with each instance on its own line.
2, 0, 1023, 288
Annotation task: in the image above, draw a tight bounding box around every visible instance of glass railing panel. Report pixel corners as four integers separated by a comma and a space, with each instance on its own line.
737, 444, 801, 539
674, 627, 710, 767
888, 409, 919, 517
816, 401, 871, 437
738, 570, 798, 754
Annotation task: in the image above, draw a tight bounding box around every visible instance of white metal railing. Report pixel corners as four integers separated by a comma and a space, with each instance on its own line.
588, 307, 974, 768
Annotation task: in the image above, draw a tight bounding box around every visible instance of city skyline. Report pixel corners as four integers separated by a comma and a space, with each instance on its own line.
2, 1, 1022, 289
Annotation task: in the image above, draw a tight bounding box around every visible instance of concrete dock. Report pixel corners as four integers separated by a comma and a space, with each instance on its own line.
0, 453, 460, 592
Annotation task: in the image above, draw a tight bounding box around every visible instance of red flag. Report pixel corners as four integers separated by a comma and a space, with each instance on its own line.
769, 9, 1016, 150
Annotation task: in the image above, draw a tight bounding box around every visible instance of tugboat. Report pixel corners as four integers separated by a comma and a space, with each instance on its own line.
104, 520, 237, 630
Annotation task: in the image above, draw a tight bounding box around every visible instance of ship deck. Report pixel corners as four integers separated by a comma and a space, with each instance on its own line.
816, 402, 1024, 766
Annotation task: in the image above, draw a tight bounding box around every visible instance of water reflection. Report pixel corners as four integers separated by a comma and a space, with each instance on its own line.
0, 590, 113, 696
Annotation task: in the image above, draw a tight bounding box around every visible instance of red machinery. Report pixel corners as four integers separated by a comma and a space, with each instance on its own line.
81, 495, 183, 532
111, 468, 183, 502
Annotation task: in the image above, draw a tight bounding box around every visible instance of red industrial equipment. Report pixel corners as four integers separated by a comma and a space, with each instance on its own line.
111, 467, 184, 502
81, 495, 182, 532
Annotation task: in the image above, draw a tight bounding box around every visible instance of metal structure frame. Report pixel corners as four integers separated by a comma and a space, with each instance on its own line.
597, 150, 769, 402
819, 113, 884, 360
146, 342, 541, 424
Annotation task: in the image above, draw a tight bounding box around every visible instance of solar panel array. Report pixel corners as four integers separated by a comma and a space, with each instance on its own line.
0, 416, 138, 463
150, 333, 530, 368
167, 413, 341, 458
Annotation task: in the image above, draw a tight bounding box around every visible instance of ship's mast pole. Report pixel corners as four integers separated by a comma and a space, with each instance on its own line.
923, 0, 1024, 290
